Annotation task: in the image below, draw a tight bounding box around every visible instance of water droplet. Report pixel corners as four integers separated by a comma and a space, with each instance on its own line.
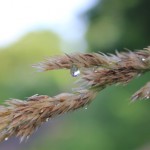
85, 107, 88, 110
5, 137, 8, 141
137, 73, 141, 77
70, 65, 80, 77
40, 109, 44, 113
46, 118, 49, 122
142, 58, 146, 61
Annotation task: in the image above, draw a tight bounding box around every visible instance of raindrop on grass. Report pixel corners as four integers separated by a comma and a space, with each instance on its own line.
40, 109, 44, 113
70, 64, 80, 77
46, 118, 49, 122
142, 58, 146, 61
85, 106, 88, 110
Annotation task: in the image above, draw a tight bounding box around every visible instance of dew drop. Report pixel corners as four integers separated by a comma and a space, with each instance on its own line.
70, 64, 80, 77
142, 58, 146, 61
85, 107, 88, 110
5, 137, 8, 141
40, 109, 44, 113
46, 118, 49, 122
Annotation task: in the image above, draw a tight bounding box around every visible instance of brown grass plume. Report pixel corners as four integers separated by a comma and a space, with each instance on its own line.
0, 46, 150, 142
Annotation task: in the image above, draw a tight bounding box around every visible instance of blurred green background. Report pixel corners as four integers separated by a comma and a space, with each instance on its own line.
0, 0, 150, 150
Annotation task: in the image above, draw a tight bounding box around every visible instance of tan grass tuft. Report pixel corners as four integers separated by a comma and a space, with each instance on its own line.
0, 46, 150, 142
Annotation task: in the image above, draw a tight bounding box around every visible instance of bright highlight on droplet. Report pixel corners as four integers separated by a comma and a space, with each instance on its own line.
142, 58, 146, 61
70, 64, 80, 77
46, 118, 49, 122
5, 137, 8, 141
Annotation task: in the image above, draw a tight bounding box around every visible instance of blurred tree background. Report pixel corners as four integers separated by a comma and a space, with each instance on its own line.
0, 0, 150, 150
85, 0, 150, 52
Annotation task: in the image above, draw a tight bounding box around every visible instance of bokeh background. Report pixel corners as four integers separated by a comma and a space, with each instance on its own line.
0, 0, 150, 150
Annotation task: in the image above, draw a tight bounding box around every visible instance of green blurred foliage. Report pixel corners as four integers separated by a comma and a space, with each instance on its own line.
0, 31, 72, 102
85, 0, 150, 52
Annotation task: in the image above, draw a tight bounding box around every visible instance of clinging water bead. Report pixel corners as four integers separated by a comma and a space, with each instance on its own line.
70, 64, 80, 77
